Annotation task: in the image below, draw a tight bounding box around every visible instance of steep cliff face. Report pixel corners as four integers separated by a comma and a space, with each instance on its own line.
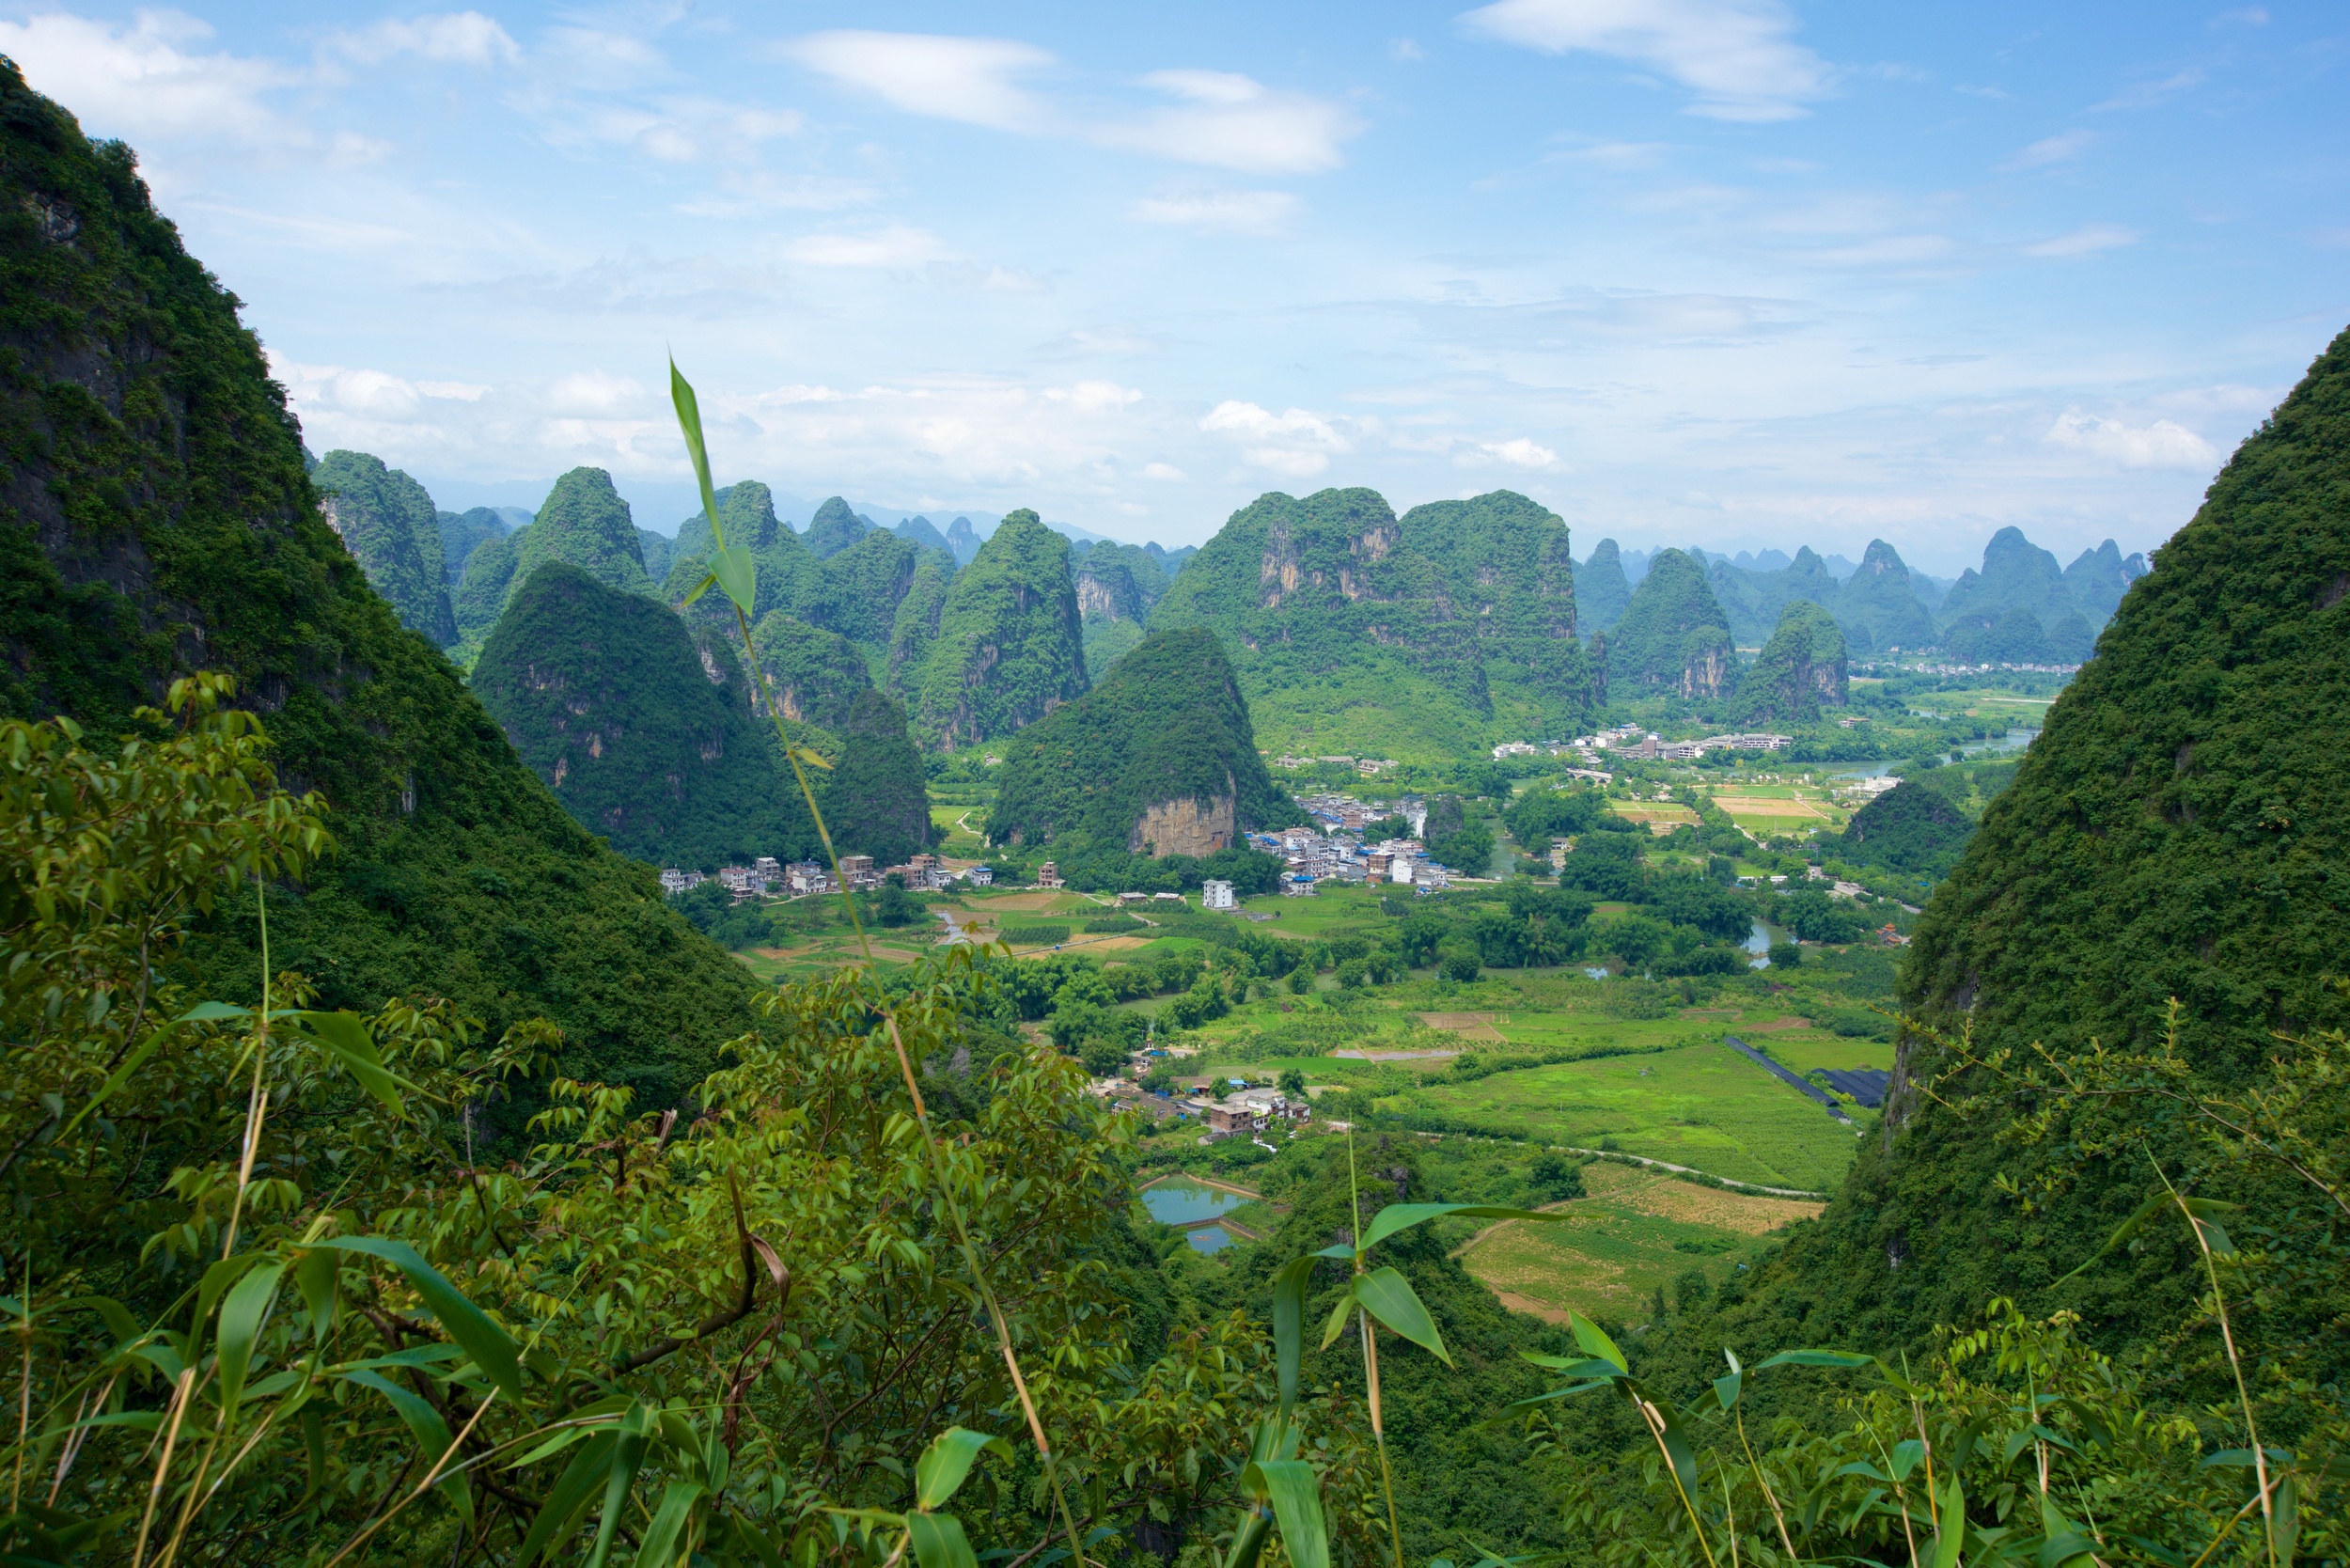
1129, 793, 1236, 857
802, 495, 871, 559
1574, 538, 1635, 634
311, 449, 455, 644
0, 60, 752, 1102
912, 509, 1087, 748
746, 611, 871, 732
984, 626, 1291, 870
1734, 600, 1848, 722
1605, 548, 1737, 700
1143, 488, 1505, 756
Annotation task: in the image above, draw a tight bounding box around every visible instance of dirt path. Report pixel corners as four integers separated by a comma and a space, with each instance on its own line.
1449, 1197, 1580, 1259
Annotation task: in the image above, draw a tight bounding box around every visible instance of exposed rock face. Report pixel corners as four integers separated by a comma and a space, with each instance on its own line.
1606, 547, 1737, 701
1734, 600, 1848, 721
1129, 792, 1236, 857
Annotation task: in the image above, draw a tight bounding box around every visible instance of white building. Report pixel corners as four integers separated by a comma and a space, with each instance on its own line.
1279, 872, 1317, 898
1202, 879, 1236, 910
659, 869, 705, 896
964, 865, 995, 886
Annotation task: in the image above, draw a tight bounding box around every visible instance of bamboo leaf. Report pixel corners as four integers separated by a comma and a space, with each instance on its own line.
1271, 1256, 1317, 1419
1927, 1474, 1966, 1568
632, 1481, 708, 1568
1646, 1399, 1700, 1494
515, 1431, 618, 1566
585, 1403, 655, 1568
1318, 1281, 1355, 1351
290, 1011, 418, 1116
1890, 1439, 1925, 1482
1357, 1202, 1570, 1251
292, 1246, 337, 1342
57, 1020, 183, 1140
1353, 1266, 1449, 1365
342, 1369, 472, 1526
1752, 1348, 1875, 1372
214, 1261, 286, 1414
907, 1513, 980, 1568
1567, 1311, 1628, 1374
309, 1237, 522, 1404
711, 545, 757, 616
914, 1427, 1011, 1511
1242, 1460, 1329, 1568
668, 358, 726, 551
2272, 1471, 2298, 1568
680, 571, 718, 608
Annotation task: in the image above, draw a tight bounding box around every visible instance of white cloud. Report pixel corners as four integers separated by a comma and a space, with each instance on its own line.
1473, 438, 1559, 469
1459, 0, 1830, 121
2044, 411, 2216, 469
1200, 400, 1351, 476
330, 12, 518, 67
0, 9, 294, 146
1131, 188, 1299, 234
1390, 38, 1427, 61
782, 31, 1052, 132
2209, 7, 2268, 24
2003, 128, 2096, 169
781, 226, 952, 267
2023, 223, 2138, 259
1097, 71, 1361, 175
1142, 462, 1187, 480
2092, 68, 2203, 112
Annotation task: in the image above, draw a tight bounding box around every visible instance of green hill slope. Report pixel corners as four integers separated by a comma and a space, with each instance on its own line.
822, 689, 934, 867
985, 627, 1290, 869
1679, 324, 2350, 1379
1575, 539, 1636, 634
1831, 778, 1972, 875
1830, 538, 1937, 653
508, 466, 654, 609
913, 508, 1087, 747
1705, 545, 1841, 649
803, 494, 871, 558
1603, 547, 1737, 700
747, 611, 871, 731
0, 63, 751, 1104
473, 562, 819, 870
311, 449, 455, 644
1733, 600, 1847, 723
1147, 488, 1561, 758
1399, 490, 1596, 736
438, 505, 509, 585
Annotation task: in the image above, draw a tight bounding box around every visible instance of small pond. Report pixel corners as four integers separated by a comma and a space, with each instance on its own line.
1139, 1175, 1252, 1227
1746, 919, 1793, 967
1183, 1225, 1236, 1254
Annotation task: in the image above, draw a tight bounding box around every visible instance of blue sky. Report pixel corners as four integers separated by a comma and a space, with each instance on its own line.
5, 1, 2342, 570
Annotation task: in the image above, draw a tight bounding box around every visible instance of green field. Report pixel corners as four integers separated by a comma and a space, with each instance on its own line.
1459, 1159, 1823, 1324
1394, 1042, 1861, 1190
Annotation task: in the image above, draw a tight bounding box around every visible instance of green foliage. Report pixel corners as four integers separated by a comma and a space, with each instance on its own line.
666, 480, 821, 630
1575, 538, 1635, 634
451, 524, 521, 644
914, 509, 1088, 748
1702, 545, 1841, 649
1150, 488, 1597, 758
1832, 779, 1974, 876
887, 546, 955, 695
1735, 600, 1847, 723
437, 505, 509, 584
748, 610, 872, 731
312, 449, 456, 644
986, 626, 1296, 870
822, 690, 934, 868
473, 561, 819, 870
1936, 524, 2095, 636
1605, 548, 1738, 701
505, 466, 654, 613
1001, 923, 1071, 946
1831, 538, 1939, 654
1398, 490, 1597, 735
803, 494, 872, 557
0, 69, 747, 1103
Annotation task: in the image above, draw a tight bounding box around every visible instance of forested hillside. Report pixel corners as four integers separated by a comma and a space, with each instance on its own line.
1734, 600, 1848, 722
913, 508, 1088, 747
1149, 487, 1594, 757
1574, 537, 1635, 633
311, 448, 455, 644
986, 627, 1294, 886
1603, 547, 1736, 699
1637, 324, 2350, 1443
471, 562, 820, 870
0, 63, 754, 1100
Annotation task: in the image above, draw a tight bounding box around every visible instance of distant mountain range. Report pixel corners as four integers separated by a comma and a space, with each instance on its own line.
1580, 528, 2149, 664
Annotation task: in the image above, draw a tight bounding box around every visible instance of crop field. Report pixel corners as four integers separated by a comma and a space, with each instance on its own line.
1394, 1041, 1863, 1191
1460, 1160, 1824, 1325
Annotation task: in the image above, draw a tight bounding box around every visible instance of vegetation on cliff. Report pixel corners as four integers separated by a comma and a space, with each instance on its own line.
310, 448, 455, 644
984, 627, 1293, 888
0, 63, 751, 1100
1734, 599, 1848, 723
1604, 547, 1738, 699
822, 688, 935, 867
473, 561, 820, 870
914, 508, 1088, 747
1574, 537, 1635, 634
506, 465, 655, 610
1400, 490, 1597, 734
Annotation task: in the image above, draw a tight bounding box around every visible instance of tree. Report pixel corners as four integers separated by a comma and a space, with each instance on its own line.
1278, 1067, 1307, 1097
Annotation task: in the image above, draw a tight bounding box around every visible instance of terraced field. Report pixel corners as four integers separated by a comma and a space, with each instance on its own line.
1461, 1159, 1824, 1325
